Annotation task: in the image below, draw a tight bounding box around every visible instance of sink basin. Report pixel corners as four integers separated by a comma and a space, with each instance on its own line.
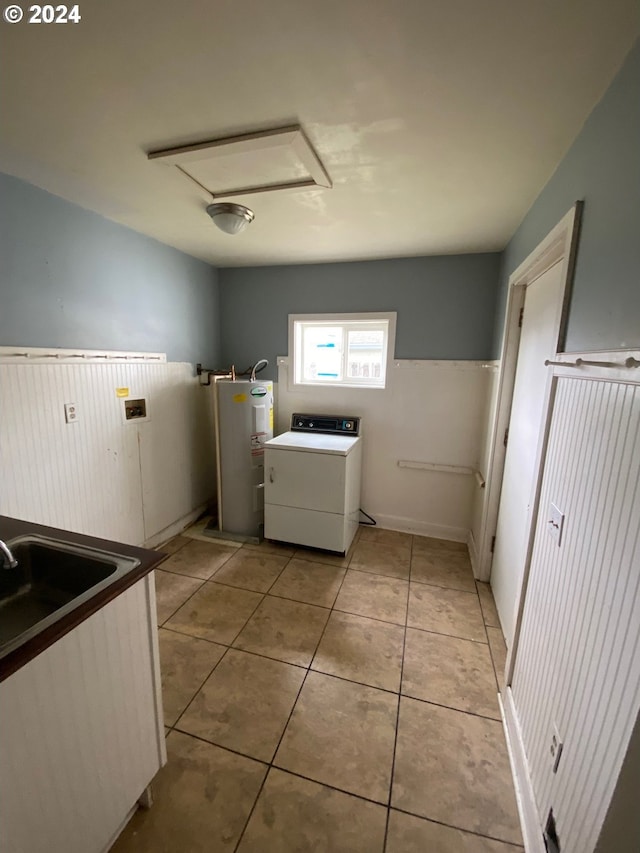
0, 534, 140, 657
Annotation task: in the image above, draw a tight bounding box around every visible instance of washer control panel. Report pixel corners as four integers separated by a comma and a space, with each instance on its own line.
291, 413, 360, 436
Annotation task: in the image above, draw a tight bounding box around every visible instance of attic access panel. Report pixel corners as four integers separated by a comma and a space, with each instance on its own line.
148, 125, 331, 199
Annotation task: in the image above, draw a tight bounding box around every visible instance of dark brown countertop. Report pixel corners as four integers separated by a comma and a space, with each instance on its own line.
0, 515, 167, 682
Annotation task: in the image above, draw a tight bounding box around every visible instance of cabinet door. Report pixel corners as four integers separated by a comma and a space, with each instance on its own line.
0, 577, 165, 853
264, 448, 346, 514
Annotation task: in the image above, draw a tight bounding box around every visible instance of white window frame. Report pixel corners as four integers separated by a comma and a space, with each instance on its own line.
288, 312, 396, 390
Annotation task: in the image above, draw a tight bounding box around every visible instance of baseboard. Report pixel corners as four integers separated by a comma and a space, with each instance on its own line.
372, 514, 468, 543
148, 508, 471, 550
143, 503, 210, 549
500, 688, 545, 853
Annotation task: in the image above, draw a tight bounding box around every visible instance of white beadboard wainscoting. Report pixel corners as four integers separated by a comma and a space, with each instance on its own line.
0, 348, 215, 546
504, 357, 640, 853
276, 357, 492, 543
0, 575, 166, 853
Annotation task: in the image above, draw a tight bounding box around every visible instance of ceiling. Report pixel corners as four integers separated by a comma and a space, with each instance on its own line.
1, 1, 638, 267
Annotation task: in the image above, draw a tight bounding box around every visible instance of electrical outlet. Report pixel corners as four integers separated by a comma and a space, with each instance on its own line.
549, 723, 564, 773
64, 402, 78, 424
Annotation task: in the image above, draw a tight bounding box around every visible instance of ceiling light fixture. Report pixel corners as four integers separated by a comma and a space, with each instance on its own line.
206, 202, 254, 235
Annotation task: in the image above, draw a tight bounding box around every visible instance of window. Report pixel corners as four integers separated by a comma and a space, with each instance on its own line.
289, 313, 396, 389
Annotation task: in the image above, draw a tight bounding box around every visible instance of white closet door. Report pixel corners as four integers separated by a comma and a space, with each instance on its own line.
491, 261, 565, 645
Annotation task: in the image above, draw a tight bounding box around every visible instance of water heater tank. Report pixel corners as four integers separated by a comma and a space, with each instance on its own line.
216, 379, 274, 537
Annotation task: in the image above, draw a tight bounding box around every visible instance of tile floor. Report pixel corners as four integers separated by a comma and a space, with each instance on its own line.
112, 526, 522, 853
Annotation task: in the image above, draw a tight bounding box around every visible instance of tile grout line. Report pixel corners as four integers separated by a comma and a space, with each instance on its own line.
170, 726, 269, 768
160, 547, 349, 750
155, 536, 190, 557
157, 530, 517, 851
230, 544, 355, 853
397, 692, 503, 724
157, 577, 208, 626
159, 536, 239, 577
158, 624, 226, 646
165, 551, 291, 646
161, 534, 289, 577
160, 536, 489, 689
171, 644, 233, 731
218, 558, 291, 653
466, 572, 507, 716
409, 575, 478, 594
478, 582, 504, 695
488, 630, 506, 695
474, 578, 503, 629
156, 542, 242, 741
165, 729, 524, 850
156, 566, 211, 581
475, 585, 508, 693
382, 533, 413, 852
390, 804, 526, 849
213, 550, 292, 593
261, 587, 342, 611
394, 619, 490, 645
163, 550, 297, 733
305, 551, 354, 677
162, 623, 503, 724
268, 764, 391, 808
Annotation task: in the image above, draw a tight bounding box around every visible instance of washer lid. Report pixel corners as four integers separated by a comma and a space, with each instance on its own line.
265, 431, 361, 456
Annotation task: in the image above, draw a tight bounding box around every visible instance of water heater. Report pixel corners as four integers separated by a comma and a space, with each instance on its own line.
215, 379, 274, 538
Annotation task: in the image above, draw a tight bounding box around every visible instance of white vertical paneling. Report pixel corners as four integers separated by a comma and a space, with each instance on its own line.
0, 359, 215, 544
0, 576, 166, 853
511, 376, 640, 853
276, 357, 491, 541
137, 362, 215, 540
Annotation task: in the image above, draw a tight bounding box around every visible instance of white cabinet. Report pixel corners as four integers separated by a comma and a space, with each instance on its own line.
0, 575, 166, 853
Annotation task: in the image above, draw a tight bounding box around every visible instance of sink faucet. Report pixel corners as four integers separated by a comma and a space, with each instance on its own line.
0, 539, 18, 569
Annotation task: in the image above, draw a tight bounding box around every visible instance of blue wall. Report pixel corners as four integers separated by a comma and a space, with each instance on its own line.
495, 39, 640, 356
0, 173, 221, 365
219, 254, 501, 379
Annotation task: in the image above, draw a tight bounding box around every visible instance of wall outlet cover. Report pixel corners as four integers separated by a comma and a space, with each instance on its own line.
550, 722, 564, 773
64, 402, 78, 424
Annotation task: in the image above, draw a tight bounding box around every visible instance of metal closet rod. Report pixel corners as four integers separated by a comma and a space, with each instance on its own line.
545, 357, 640, 369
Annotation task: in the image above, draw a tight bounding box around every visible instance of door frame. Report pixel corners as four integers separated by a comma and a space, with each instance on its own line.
475, 203, 582, 605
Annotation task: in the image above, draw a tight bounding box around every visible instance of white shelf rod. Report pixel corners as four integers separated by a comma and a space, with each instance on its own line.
398, 460, 486, 487
545, 357, 640, 369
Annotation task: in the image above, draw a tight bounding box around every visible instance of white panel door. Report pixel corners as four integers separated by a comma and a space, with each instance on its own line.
264, 448, 346, 514
491, 261, 564, 645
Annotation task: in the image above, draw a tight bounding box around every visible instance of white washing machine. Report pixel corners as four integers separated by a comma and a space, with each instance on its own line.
264, 413, 362, 554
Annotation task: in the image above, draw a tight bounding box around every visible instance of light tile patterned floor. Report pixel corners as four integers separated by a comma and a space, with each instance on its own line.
112, 527, 522, 853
